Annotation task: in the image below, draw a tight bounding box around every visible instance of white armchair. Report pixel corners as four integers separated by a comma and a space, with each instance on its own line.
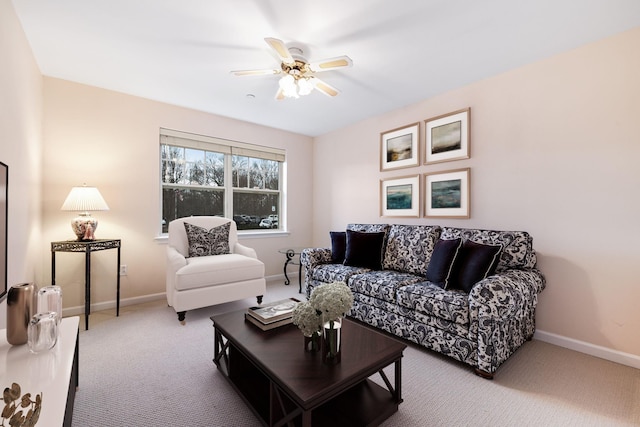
166, 216, 266, 324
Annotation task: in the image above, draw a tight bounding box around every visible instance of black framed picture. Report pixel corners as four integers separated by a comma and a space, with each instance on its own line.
0, 161, 7, 302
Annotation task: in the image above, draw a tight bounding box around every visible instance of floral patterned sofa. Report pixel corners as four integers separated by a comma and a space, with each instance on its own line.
300, 224, 546, 378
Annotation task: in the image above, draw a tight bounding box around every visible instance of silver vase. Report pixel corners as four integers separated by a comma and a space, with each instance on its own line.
6, 283, 38, 345
321, 316, 342, 364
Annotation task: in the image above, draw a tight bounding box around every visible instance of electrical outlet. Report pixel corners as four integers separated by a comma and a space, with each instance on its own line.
119, 264, 128, 276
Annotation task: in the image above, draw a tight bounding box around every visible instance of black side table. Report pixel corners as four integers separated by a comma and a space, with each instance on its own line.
51, 239, 121, 330
278, 247, 305, 293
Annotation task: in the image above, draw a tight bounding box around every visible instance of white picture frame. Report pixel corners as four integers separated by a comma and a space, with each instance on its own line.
424, 108, 470, 164
380, 123, 420, 171
380, 175, 420, 217
424, 168, 470, 218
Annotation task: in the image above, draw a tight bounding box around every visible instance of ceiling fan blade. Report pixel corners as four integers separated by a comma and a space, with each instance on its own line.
313, 78, 340, 97
231, 69, 279, 77
308, 56, 353, 72
265, 37, 295, 65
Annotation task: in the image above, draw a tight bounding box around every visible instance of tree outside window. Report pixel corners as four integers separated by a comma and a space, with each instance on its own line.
161, 141, 282, 233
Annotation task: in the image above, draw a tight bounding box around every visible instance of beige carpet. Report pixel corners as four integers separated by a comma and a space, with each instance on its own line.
71, 282, 640, 426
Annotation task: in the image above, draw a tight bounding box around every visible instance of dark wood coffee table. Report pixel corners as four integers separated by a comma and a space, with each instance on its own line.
211, 310, 406, 426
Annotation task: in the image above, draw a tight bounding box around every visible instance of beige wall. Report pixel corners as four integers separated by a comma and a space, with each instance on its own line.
40, 78, 314, 310
312, 27, 640, 361
3, 0, 639, 365
0, 0, 43, 328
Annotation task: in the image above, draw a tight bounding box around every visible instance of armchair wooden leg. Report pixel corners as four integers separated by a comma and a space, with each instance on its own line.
256, 295, 263, 304
177, 311, 186, 325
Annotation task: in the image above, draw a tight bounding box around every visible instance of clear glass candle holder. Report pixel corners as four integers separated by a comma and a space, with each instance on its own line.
37, 285, 63, 325
27, 312, 59, 354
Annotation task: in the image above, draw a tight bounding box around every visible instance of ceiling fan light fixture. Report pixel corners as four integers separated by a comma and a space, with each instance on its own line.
278, 74, 315, 99
235, 37, 352, 100
278, 74, 299, 98
298, 77, 315, 96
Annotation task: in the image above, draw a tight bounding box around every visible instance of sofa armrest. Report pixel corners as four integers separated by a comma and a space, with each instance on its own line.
469, 269, 546, 319
300, 247, 332, 271
300, 248, 332, 292
468, 268, 546, 375
233, 242, 258, 259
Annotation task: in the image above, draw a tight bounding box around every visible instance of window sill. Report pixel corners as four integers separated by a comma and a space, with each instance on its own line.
155, 230, 289, 244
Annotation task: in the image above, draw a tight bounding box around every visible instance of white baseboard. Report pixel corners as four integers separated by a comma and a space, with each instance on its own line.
534, 329, 640, 370
61, 292, 166, 317
61, 275, 300, 317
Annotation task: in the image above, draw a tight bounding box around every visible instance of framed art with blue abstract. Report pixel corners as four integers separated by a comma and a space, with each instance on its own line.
380, 175, 420, 217
424, 168, 470, 218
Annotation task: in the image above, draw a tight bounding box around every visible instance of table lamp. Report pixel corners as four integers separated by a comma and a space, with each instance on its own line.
60, 184, 109, 241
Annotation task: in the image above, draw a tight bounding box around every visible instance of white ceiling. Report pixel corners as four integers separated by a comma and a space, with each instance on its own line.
11, 0, 640, 137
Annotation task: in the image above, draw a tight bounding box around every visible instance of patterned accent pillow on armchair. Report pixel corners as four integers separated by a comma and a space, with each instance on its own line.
183, 222, 231, 257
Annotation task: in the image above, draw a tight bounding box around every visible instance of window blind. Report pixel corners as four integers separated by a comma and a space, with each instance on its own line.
160, 128, 285, 162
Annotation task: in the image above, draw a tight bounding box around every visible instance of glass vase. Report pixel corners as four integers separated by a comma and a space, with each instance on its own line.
38, 285, 63, 325
304, 331, 321, 352
321, 316, 342, 364
27, 312, 59, 354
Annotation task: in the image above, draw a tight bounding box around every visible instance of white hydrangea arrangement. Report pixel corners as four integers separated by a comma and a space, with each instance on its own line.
309, 281, 354, 323
292, 300, 323, 337
292, 281, 354, 336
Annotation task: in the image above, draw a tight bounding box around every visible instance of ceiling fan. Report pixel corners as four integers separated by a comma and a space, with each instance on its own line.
231, 37, 353, 100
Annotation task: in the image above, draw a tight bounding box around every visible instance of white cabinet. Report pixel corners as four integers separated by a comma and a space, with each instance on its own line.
1, 316, 79, 427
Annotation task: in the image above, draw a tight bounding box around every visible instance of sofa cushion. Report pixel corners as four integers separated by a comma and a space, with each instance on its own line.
383, 224, 442, 275
397, 282, 470, 326
441, 227, 535, 271
329, 231, 347, 263
184, 222, 230, 257
344, 230, 386, 270
175, 253, 263, 291
311, 263, 370, 284
447, 240, 502, 293
425, 238, 462, 288
349, 270, 425, 303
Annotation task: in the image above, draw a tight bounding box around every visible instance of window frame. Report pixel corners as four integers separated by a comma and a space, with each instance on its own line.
159, 128, 286, 236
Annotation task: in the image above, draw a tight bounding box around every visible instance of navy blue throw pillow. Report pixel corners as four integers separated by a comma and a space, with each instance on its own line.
447, 240, 502, 293
329, 231, 347, 263
344, 230, 385, 270
425, 238, 462, 288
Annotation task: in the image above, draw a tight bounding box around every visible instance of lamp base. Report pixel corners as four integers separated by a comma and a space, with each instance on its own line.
71, 214, 99, 241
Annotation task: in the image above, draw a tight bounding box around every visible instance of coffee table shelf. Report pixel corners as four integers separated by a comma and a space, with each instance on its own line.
212, 310, 406, 426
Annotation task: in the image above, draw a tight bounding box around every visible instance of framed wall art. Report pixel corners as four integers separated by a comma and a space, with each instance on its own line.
424, 168, 470, 218
0, 161, 7, 302
424, 108, 470, 164
380, 175, 420, 217
380, 122, 420, 171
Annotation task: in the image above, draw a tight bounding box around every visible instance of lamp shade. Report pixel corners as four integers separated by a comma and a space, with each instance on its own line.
60, 185, 109, 212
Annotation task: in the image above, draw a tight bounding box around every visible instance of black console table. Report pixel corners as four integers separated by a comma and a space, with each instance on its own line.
51, 239, 121, 330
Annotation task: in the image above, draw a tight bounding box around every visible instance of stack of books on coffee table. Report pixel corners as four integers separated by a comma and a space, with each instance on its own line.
245, 298, 301, 331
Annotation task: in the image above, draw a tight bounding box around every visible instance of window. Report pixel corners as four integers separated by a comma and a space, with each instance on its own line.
160, 129, 285, 234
